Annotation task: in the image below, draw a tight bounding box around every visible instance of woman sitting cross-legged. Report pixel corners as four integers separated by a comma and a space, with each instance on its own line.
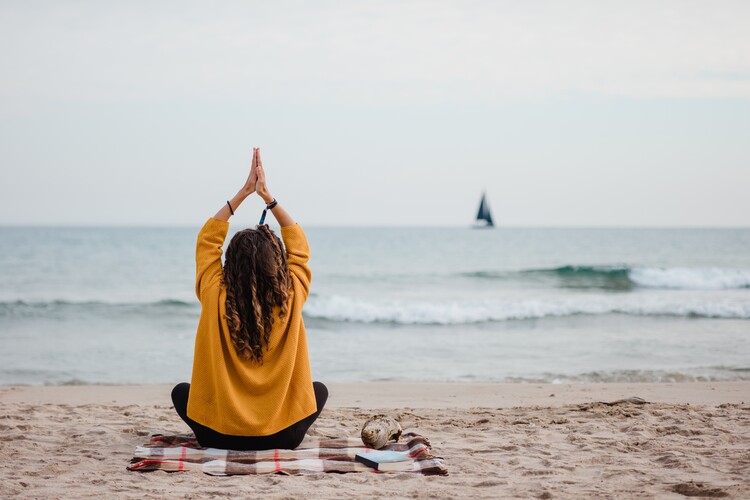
171, 147, 327, 450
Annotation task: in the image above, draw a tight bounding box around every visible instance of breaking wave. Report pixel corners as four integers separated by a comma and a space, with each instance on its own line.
462, 265, 750, 290
304, 294, 750, 324
628, 267, 750, 289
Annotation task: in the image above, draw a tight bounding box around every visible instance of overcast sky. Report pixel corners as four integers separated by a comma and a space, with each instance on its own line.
1, 0, 749, 226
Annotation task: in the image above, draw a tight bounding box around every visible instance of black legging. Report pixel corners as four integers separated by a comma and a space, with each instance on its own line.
171, 381, 328, 450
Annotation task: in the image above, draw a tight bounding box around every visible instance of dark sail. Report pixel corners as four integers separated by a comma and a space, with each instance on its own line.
475, 193, 494, 227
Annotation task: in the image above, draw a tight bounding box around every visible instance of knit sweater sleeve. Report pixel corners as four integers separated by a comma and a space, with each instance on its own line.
280, 223, 312, 299
195, 217, 230, 300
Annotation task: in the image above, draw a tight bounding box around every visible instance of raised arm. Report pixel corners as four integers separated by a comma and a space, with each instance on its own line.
195, 218, 229, 300
195, 147, 259, 299
255, 148, 295, 227
280, 224, 312, 298
254, 148, 311, 297
212, 147, 259, 221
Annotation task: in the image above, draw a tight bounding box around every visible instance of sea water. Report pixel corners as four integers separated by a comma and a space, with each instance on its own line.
1, 225, 749, 385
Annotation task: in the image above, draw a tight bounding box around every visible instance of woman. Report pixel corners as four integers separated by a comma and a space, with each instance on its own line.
171, 147, 327, 450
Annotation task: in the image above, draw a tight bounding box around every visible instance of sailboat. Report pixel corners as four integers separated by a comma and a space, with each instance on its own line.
473, 192, 494, 228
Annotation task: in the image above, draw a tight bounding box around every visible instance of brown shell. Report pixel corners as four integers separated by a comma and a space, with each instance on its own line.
360, 414, 402, 449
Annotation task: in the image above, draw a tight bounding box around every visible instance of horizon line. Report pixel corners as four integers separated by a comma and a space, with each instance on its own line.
1, 223, 749, 230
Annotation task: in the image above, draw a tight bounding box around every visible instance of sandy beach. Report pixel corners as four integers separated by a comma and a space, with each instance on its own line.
0, 382, 747, 498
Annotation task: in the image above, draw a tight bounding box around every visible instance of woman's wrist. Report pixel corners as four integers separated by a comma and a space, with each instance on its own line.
230, 191, 248, 208
262, 194, 275, 205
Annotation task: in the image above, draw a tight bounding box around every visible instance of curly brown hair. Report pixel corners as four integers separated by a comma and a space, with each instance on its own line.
223, 225, 290, 363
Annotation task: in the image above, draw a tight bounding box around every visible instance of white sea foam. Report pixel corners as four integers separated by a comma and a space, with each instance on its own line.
629, 267, 750, 290
304, 294, 750, 324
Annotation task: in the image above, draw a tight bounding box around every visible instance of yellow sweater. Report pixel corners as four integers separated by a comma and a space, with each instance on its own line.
186, 218, 316, 436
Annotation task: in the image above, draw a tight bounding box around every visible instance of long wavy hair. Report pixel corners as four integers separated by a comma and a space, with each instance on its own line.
223, 225, 290, 363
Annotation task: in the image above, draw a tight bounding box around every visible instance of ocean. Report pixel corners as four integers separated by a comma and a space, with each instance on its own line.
1, 225, 749, 386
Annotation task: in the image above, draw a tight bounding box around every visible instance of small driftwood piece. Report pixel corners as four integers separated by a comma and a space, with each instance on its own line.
576, 396, 649, 412
361, 415, 402, 449
599, 396, 648, 406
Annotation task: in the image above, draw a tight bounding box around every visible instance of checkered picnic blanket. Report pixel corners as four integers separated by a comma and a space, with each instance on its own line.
127, 431, 448, 476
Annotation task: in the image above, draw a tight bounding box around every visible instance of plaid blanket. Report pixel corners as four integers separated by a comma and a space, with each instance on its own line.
128, 431, 448, 476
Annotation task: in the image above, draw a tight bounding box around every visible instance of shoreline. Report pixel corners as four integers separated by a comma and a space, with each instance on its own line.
1, 380, 747, 407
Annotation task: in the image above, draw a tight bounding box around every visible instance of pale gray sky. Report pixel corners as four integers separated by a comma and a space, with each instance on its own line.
1, 0, 749, 226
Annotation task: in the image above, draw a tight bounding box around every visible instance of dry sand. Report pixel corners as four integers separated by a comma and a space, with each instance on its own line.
1, 382, 748, 499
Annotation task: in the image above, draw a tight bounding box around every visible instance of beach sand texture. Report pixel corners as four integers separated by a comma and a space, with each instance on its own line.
1, 382, 749, 499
